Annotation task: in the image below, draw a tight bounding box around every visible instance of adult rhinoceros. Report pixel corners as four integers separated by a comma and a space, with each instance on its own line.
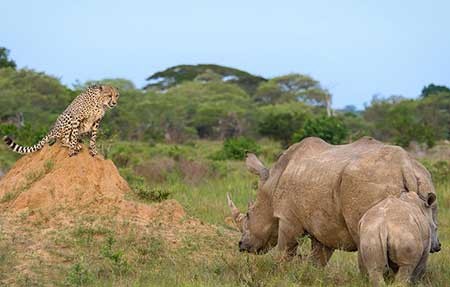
227, 137, 440, 266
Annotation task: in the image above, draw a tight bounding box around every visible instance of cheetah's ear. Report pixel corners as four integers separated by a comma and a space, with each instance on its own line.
98, 85, 104, 91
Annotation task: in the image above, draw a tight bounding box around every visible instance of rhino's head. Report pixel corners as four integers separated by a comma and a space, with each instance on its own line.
421, 193, 441, 253
403, 191, 441, 253
429, 202, 441, 253
404, 160, 441, 253
227, 154, 278, 254
416, 164, 441, 253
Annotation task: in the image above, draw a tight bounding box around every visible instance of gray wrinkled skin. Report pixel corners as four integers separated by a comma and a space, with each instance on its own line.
227, 137, 440, 266
358, 192, 440, 286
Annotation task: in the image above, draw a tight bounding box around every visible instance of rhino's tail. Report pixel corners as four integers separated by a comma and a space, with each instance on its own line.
3, 133, 52, 154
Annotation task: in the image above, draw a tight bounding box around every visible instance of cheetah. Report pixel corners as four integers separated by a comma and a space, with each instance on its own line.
3, 85, 119, 157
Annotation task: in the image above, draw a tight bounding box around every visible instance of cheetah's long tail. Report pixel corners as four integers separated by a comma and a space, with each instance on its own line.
3, 133, 52, 154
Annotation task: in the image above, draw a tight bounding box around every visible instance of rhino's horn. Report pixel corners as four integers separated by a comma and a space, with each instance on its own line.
227, 193, 240, 219
227, 193, 244, 231
245, 153, 269, 181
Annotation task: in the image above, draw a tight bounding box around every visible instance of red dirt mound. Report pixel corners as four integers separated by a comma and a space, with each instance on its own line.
0, 144, 185, 226
0, 144, 237, 285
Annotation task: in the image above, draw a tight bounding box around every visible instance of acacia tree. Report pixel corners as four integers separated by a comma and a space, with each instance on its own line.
254, 73, 332, 116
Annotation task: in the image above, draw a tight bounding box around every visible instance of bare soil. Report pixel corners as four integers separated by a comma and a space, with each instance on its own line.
0, 144, 234, 285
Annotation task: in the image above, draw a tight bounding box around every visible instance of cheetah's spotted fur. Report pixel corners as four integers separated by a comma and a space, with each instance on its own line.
3, 85, 119, 157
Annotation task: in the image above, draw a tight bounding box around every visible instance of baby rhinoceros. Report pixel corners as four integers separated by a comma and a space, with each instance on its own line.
358, 192, 440, 287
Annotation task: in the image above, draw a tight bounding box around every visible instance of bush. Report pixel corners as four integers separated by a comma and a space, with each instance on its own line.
120, 169, 171, 202
257, 102, 312, 146
132, 183, 171, 202
421, 160, 450, 186
0, 123, 48, 146
212, 137, 260, 160
64, 262, 93, 286
292, 116, 348, 145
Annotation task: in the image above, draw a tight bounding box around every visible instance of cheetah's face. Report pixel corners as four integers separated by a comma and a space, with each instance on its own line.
99, 86, 120, 109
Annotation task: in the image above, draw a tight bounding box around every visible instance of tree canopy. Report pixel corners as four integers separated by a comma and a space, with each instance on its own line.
144, 64, 266, 95
0, 47, 16, 69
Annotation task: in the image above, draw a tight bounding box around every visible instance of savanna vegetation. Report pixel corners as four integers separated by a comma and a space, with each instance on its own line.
0, 47, 449, 286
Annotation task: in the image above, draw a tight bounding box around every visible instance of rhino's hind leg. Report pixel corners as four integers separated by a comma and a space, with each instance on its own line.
394, 265, 415, 285
410, 250, 428, 283
310, 237, 334, 267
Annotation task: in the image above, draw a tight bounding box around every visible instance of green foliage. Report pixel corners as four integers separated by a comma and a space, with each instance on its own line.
0, 68, 74, 136
100, 235, 129, 275
0, 47, 16, 69
194, 69, 223, 83
418, 91, 450, 141
257, 102, 312, 145
132, 181, 171, 202
122, 167, 172, 202
213, 137, 261, 160
74, 78, 136, 91
0, 123, 48, 146
421, 160, 450, 186
144, 64, 267, 95
338, 112, 370, 141
164, 81, 252, 139
64, 262, 94, 286
421, 84, 450, 98
253, 73, 330, 108
363, 96, 438, 147
253, 80, 287, 104
293, 116, 348, 144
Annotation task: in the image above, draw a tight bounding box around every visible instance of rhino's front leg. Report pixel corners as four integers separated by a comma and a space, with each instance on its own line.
310, 237, 334, 267
276, 219, 304, 259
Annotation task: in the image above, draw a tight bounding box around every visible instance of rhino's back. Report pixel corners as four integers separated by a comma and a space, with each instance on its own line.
272, 137, 414, 251
360, 196, 429, 249
339, 142, 423, 243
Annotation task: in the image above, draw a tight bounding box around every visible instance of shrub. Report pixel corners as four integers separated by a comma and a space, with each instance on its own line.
293, 116, 348, 145
100, 236, 129, 275
212, 137, 261, 160
0, 123, 48, 146
64, 262, 93, 286
257, 102, 312, 146
421, 160, 450, 186
120, 169, 171, 202
132, 183, 171, 202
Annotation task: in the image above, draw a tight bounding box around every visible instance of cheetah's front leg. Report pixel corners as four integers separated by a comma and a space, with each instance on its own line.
89, 120, 100, 157
68, 120, 81, 157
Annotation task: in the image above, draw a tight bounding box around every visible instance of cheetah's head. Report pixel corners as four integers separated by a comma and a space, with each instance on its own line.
98, 85, 120, 109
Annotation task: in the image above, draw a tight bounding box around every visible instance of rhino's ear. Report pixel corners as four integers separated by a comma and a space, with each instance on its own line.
402, 163, 418, 193
425, 193, 436, 207
245, 153, 269, 181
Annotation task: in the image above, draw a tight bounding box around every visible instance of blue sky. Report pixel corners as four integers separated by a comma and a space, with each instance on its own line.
1, 0, 449, 108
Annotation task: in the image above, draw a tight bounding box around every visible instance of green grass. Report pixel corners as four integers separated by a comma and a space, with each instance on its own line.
0, 140, 449, 286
